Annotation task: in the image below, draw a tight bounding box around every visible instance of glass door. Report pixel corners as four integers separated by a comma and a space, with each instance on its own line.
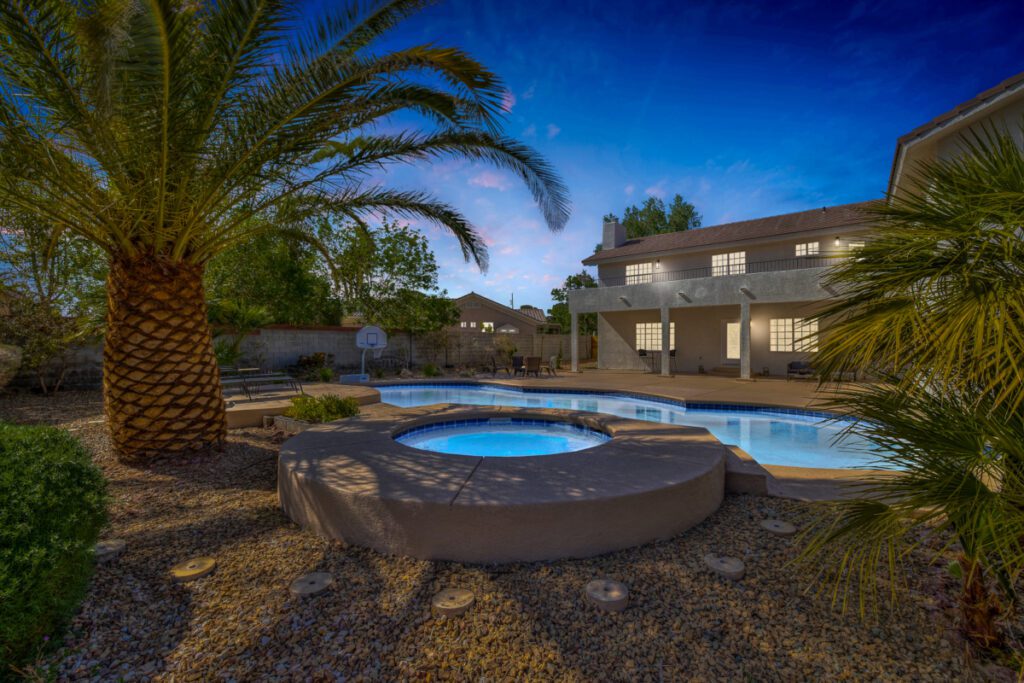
724, 321, 740, 364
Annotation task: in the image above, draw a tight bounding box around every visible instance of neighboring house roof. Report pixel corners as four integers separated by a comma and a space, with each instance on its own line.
454, 292, 546, 327
889, 71, 1024, 192
582, 200, 879, 265
518, 305, 547, 322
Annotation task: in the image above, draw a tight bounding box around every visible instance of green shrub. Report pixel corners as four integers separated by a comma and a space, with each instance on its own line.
0, 423, 108, 674
422, 363, 440, 378
284, 395, 360, 423
317, 366, 334, 382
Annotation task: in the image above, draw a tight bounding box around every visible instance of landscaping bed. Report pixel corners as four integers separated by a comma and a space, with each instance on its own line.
0, 391, 980, 681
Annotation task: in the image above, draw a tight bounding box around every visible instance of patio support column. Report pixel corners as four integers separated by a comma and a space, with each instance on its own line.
570, 311, 579, 372
660, 305, 671, 377
739, 299, 751, 380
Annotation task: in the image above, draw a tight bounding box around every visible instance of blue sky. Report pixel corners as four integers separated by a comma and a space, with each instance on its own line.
314, 0, 1024, 311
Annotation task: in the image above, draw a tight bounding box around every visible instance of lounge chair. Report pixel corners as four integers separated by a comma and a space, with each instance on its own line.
541, 355, 558, 376
511, 355, 525, 377
523, 356, 541, 377
786, 361, 815, 380
486, 357, 512, 377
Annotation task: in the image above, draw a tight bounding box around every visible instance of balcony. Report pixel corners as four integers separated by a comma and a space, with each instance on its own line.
598, 255, 845, 287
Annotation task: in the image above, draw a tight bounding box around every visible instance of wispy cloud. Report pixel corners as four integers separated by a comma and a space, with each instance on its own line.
624, 184, 634, 195
644, 180, 667, 198
469, 170, 512, 191
522, 123, 536, 138
501, 90, 517, 112
522, 83, 536, 100
546, 123, 561, 139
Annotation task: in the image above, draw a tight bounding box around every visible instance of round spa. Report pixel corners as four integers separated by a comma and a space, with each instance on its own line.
277, 405, 727, 563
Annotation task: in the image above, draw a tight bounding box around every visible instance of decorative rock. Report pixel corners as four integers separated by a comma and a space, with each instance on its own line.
703, 553, 745, 580
585, 579, 629, 612
431, 588, 474, 617
289, 572, 333, 597
94, 539, 126, 563
760, 519, 797, 536
170, 557, 217, 583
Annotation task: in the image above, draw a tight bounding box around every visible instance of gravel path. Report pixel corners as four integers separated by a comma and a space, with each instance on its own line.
3, 391, 977, 681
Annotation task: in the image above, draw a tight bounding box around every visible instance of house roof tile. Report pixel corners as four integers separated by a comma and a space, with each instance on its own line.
582, 200, 879, 265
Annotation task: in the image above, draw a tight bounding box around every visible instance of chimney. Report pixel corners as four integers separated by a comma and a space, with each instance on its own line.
602, 219, 625, 250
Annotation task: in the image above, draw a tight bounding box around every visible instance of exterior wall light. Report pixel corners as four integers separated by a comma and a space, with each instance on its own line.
677, 291, 691, 302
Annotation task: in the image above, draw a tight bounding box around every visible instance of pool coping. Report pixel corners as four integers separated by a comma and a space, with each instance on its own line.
366, 379, 896, 501
278, 404, 727, 563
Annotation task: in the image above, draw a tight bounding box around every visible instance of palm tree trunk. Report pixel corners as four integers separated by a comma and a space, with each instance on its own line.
959, 554, 1003, 650
104, 256, 226, 463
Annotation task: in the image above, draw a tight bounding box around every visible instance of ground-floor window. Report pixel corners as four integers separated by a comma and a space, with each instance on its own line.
636, 322, 675, 353
770, 318, 819, 352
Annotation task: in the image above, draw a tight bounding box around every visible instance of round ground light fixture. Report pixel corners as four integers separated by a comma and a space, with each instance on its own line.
431, 588, 474, 617
170, 556, 217, 583
94, 539, 126, 563
289, 572, 333, 597
703, 553, 745, 581
585, 579, 629, 613
760, 519, 797, 537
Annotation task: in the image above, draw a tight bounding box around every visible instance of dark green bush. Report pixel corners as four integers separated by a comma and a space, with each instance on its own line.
422, 363, 440, 378
0, 422, 107, 675
284, 394, 360, 422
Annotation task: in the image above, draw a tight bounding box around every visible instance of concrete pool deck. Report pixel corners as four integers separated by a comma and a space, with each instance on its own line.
278, 404, 727, 563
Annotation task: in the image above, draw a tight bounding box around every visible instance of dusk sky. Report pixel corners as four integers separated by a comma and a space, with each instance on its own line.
315, 0, 1024, 311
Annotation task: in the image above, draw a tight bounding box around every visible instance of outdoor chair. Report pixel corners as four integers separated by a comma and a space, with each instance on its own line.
786, 361, 815, 380
523, 356, 542, 377
541, 355, 558, 376
487, 357, 512, 377
511, 355, 525, 376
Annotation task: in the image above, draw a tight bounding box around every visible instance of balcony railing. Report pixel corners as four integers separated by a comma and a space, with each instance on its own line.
598, 255, 845, 287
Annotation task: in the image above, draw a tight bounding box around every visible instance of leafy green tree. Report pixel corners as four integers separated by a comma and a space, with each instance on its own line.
799, 124, 1024, 650
331, 220, 439, 323
205, 234, 343, 326
548, 271, 597, 334
377, 291, 461, 367
0, 0, 568, 462
0, 206, 105, 393
617, 194, 702, 238
208, 299, 272, 367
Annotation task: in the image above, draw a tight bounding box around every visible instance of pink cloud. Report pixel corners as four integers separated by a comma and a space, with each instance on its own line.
469, 170, 512, 191
522, 123, 537, 138
546, 123, 561, 139
624, 184, 635, 195
522, 84, 536, 100
501, 90, 517, 112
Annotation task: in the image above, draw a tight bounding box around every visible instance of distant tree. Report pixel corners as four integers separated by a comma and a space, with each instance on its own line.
331, 221, 442, 325
205, 233, 343, 326
548, 271, 598, 335
603, 212, 619, 222
615, 194, 702, 238
376, 291, 461, 367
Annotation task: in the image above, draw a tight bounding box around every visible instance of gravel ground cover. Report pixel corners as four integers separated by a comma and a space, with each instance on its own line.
1, 391, 982, 681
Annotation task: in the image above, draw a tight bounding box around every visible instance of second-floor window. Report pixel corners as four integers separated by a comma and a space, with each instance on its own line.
460, 321, 467, 328
625, 262, 654, 285
795, 242, 819, 257
711, 251, 746, 276
481, 322, 494, 333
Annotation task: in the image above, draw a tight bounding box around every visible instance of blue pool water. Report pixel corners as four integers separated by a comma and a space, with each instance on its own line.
396, 419, 610, 456
377, 384, 886, 469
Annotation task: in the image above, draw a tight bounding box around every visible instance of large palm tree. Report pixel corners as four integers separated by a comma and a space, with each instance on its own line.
801, 123, 1024, 649
0, 0, 569, 462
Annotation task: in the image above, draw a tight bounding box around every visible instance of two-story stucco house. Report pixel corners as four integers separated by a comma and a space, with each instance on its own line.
568, 72, 1024, 378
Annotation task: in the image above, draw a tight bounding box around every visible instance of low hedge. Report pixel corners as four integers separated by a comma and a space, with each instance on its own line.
0, 422, 107, 676
284, 394, 360, 423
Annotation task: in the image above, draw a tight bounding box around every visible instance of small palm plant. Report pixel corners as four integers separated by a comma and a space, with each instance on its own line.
0, 0, 569, 462
801, 123, 1024, 649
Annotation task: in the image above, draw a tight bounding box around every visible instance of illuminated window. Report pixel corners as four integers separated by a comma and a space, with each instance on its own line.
625, 262, 654, 284
711, 251, 746, 276
795, 242, 819, 256
635, 322, 675, 353
460, 321, 467, 328
481, 322, 494, 333
469, 321, 477, 328
846, 240, 865, 251
770, 318, 819, 352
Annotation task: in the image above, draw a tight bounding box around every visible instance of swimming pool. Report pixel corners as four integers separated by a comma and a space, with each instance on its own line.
377, 384, 886, 469
395, 418, 610, 456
